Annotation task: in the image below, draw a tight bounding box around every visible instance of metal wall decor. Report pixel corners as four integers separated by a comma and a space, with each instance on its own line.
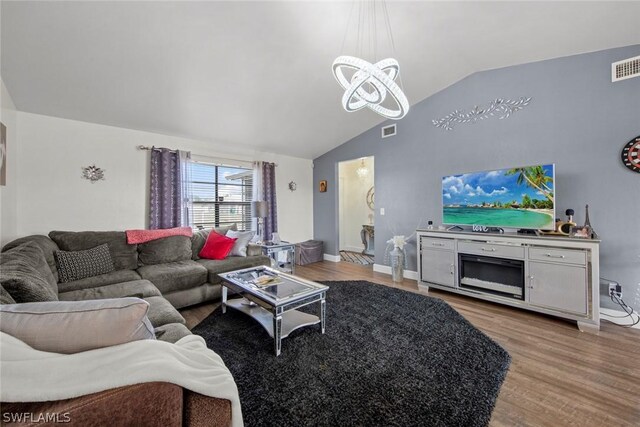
432, 97, 532, 130
366, 186, 375, 211
81, 165, 105, 183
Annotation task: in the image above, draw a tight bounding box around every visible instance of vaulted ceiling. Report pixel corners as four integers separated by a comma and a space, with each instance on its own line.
2, 1, 639, 159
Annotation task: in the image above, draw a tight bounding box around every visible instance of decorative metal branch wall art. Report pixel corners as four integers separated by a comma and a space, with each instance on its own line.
81, 165, 105, 183
433, 97, 532, 131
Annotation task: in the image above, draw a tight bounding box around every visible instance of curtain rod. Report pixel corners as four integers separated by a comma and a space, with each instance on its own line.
136, 145, 277, 167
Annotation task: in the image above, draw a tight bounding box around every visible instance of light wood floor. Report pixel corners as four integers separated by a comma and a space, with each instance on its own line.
181, 261, 640, 427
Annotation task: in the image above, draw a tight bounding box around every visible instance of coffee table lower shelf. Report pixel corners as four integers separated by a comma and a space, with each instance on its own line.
224, 298, 322, 354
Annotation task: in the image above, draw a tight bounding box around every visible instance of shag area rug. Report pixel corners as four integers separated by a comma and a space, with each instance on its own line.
192, 280, 511, 427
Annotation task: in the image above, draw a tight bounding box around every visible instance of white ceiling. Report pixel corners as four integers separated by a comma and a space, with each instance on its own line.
2, 1, 639, 159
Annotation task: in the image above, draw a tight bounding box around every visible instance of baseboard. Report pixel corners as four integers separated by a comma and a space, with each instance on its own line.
600, 307, 640, 330
323, 253, 341, 263
373, 264, 418, 281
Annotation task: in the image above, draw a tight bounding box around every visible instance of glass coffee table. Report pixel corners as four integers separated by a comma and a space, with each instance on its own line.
218, 266, 328, 356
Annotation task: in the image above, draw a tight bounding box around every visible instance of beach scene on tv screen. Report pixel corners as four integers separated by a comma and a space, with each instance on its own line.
442, 164, 555, 230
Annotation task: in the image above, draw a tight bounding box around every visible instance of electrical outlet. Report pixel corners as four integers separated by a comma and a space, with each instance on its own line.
609, 282, 622, 299
380, 208, 385, 216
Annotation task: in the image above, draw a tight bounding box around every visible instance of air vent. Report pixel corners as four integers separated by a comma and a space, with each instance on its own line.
612, 55, 640, 82
381, 124, 397, 138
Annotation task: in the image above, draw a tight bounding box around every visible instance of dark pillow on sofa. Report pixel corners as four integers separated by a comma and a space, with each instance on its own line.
0, 242, 58, 303
191, 224, 237, 260
49, 231, 138, 270
138, 236, 192, 266
54, 244, 115, 283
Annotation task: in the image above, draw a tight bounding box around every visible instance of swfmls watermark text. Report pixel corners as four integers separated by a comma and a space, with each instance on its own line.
2, 412, 71, 424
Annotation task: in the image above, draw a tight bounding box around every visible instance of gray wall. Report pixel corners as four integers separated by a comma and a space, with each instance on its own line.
313, 45, 640, 309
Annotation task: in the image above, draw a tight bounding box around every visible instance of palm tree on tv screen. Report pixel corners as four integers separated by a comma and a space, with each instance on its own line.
506, 166, 554, 203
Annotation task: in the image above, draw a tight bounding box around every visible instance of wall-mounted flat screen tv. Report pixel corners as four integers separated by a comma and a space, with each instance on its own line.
442, 163, 556, 230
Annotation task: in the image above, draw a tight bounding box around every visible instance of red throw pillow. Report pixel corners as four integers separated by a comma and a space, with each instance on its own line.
199, 231, 237, 260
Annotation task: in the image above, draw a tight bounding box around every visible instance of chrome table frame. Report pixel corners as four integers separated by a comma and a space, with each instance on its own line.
219, 266, 327, 356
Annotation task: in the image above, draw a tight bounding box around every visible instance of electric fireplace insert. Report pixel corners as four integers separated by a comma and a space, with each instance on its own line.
458, 254, 525, 300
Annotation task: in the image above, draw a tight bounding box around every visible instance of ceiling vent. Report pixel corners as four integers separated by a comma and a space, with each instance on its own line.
612, 55, 640, 82
381, 124, 397, 139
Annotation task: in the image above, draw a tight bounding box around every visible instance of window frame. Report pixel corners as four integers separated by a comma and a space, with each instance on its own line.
188, 162, 253, 231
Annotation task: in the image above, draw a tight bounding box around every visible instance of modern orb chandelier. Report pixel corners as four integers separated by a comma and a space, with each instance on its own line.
332, 0, 409, 120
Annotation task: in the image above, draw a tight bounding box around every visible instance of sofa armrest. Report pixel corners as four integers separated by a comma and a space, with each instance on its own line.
246, 244, 263, 257
1, 383, 233, 427
184, 390, 232, 427
1, 382, 182, 426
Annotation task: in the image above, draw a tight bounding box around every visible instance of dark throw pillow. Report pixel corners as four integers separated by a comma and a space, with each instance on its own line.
0, 242, 58, 303
54, 244, 115, 283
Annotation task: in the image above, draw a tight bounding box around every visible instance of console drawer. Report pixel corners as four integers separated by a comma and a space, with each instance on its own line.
420, 237, 454, 251
457, 241, 525, 259
529, 247, 587, 266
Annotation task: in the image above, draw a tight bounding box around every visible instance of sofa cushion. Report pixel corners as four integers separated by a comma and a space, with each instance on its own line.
137, 260, 208, 294
191, 225, 237, 260
163, 283, 222, 309
0, 298, 155, 354
144, 296, 185, 326
154, 323, 192, 343
54, 244, 115, 283
138, 236, 192, 266
2, 235, 60, 282
196, 255, 271, 284
0, 242, 58, 303
1, 284, 16, 304
59, 280, 162, 301
57, 269, 142, 293
49, 231, 138, 271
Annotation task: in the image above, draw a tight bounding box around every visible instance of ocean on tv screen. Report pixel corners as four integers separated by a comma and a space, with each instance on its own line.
442, 164, 555, 230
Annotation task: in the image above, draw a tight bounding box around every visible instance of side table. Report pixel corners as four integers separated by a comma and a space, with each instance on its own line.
257, 242, 296, 273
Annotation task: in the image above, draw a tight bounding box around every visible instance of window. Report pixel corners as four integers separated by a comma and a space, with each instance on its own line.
188, 162, 253, 231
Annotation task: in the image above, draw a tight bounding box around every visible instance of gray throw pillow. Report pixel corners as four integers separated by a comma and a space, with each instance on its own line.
0, 298, 156, 354
0, 242, 58, 303
226, 230, 255, 257
54, 244, 115, 283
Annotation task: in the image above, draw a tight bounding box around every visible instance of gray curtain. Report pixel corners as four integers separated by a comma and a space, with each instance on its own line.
149, 148, 182, 229
262, 162, 278, 240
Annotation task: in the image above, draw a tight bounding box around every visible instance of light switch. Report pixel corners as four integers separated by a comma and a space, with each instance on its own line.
380, 208, 385, 215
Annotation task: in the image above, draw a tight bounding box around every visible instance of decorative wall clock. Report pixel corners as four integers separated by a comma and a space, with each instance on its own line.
621, 135, 640, 173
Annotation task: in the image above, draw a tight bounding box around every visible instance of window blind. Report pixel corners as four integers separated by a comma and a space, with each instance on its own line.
189, 162, 253, 231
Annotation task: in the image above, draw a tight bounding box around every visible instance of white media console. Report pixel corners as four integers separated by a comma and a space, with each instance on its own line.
416, 229, 600, 332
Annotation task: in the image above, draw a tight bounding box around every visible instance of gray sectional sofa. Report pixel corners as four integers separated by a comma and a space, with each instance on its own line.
1, 227, 271, 343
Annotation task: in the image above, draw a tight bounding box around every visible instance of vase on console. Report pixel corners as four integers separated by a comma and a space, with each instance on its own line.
388, 235, 406, 283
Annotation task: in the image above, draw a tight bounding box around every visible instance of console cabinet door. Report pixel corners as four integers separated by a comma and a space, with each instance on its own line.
420, 248, 455, 288
528, 261, 587, 315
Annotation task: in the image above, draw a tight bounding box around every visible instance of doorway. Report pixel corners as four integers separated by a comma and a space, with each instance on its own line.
338, 156, 375, 265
